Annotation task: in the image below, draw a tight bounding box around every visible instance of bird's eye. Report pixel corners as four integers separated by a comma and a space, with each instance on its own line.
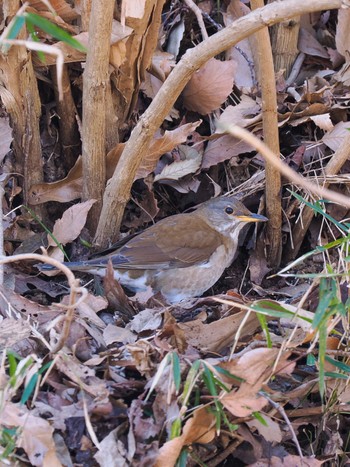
225, 206, 234, 214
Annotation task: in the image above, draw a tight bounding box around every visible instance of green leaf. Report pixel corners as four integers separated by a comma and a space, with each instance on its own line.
324, 371, 349, 380
26, 20, 46, 63
202, 364, 217, 397
257, 313, 272, 348
7, 351, 18, 377
318, 321, 327, 399
252, 411, 268, 426
325, 356, 350, 373
289, 190, 348, 233
2, 15, 25, 47
176, 449, 188, 467
24, 12, 87, 52
170, 418, 182, 440
251, 300, 312, 323
180, 360, 201, 406
172, 352, 181, 394
214, 366, 245, 383
20, 373, 38, 405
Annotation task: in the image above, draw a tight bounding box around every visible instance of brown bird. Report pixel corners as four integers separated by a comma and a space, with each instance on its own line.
40, 196, 267, 303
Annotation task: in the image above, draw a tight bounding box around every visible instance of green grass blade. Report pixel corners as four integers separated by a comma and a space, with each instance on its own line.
172, 352, 181, 394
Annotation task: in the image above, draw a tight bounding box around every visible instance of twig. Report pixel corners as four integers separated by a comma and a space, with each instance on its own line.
0, 252, 87, 353
183, 0, 208, 40
221, 124, 350, 209
284, 130, 350, 262
262, 393, 304, 458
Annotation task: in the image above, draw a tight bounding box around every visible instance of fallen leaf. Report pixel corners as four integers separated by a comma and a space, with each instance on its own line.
178, 310, 260, 353
202, 134, 256, 169
247, 414, 282, 443
216, 95, 261, 131
322, 121, 350, 151
0, 115, 12, 164
94, 429, 129, 467
154, 145, 201, 182
0, 402, 62, 467
155, 408, 216, 467
103, 324, 137, 345
47, 199, 96, 247
28, 123, 200, 204
137, 121, 201, 179
182, 58, 236, 114
335, 7, 350, 58
298, 28, 329, 58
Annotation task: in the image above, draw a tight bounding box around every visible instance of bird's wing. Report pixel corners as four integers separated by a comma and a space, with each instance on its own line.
105, 214, 224, 270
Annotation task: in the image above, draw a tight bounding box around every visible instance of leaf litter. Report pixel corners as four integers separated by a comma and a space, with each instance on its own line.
2, 1, 350, 466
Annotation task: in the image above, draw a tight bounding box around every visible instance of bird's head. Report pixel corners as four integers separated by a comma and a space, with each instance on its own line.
196, 196, 267, 235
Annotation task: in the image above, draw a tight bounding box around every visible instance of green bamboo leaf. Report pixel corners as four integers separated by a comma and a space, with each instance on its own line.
202, 364, 217, 397
318, 322, 327, 399
20, 373, 38, 405
24, 12, 87, 52
214, 366, 244, 383
324, 371, 349, 380
5, 15, 25, 41
325, 356, 350, 373
176, 449, 188, 467
252, 412, 268, 426
172, 352, 181, 393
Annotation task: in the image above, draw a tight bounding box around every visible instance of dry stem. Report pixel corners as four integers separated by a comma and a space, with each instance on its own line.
251, 0, 282, 267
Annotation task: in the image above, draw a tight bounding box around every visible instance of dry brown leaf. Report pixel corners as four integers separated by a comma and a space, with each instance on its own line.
103, 324, 137, 345
136, 121, 201, 179
202, 134, 256, 169
220, 348, 282, 417
223, 0, 257, 89
28, 155, 84, 205
322, 121, 350, 151
178, 310, 260, 353
336, 8, 350, 58
47, 199, 96, 247
216, 95, 261, 131
0, 402, 62, 467
220, 348, 279, 384
154, 145, 201, 182
182, 58, 236, 114
155, 408, 216, 467
247, 414, 282, 443
0, 115, 12, 164
29, 123, 200, 204
55, 353, 110, 399
221, 384, 268, 417
298, 28, 329, 58
94, 428, 129, 467
0, 318, 31, 352
27, 0, 78, 22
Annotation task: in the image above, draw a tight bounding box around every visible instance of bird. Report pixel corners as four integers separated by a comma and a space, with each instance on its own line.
39, 196, 267, 303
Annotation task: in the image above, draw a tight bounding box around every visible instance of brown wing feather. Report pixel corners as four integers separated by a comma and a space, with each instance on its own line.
113, 214, 223, 269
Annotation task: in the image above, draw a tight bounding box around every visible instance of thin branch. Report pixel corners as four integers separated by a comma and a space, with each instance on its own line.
222, 125, 350, 209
